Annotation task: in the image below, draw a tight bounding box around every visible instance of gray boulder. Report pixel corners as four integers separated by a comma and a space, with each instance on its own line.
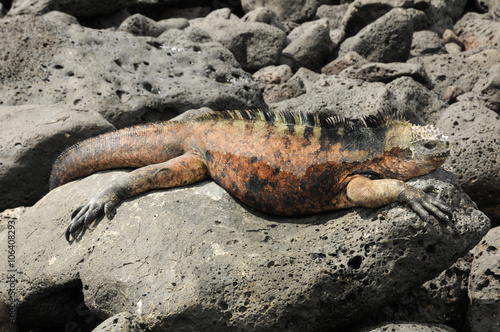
466, 227, 500, 332
466, 49, 500, 69
252, 64, 293, 89
437, 101, 500, 225
269, 77, 389, 118
357, 322, 457, 331
241, 6, 286, 32
0, 105, 115, 211
117, 13, 168, 37
339, 8, 414, 63
92, 312, 143, 332
321, 51, 369, 75
424, 4, 454, 35
339, 62, 429, 85
341, 0, 429, 37
468, 63, 500, 113
259, 67, 322, 104
268, 76, 433, 122
261, 74, 306, 104
241, 0, 318, 22
0, 15, 264, 128
7, 0, 153, 18
356, 254, 472, 330
407, 52, 489, 98
428, 0, 468, 23
0, 167, 489, 331
190, 18, 287, 72
279, 18, 332, 71
385, 77, 448, 124
454, 12, 500, 51
410, 30, 447, 57
315, 4, 350, 30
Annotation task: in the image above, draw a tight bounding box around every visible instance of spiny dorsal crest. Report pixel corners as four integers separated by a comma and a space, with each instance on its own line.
411, 124, 448, 143
194, 109, 403, 132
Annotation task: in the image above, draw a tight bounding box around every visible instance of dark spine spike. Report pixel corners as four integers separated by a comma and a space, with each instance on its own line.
239, 110, 251, 120
263, 109, 276, 123
300, 112, 313, 127
282, 111, 296, 126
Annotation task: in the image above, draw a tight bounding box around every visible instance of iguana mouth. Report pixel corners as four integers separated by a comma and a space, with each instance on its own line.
432, 151, 450, 158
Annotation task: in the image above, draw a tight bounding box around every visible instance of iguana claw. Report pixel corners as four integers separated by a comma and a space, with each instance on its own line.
398, 184, 453, 222
65, 189, 119, 241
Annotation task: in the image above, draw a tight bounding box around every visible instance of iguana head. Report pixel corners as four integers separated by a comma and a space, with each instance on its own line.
409, 124, 450, 171
381, 121, 450, 180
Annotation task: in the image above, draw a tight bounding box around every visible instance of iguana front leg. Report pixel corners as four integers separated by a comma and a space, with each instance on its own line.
346, 176, 452, 222
66, 151, 208, 241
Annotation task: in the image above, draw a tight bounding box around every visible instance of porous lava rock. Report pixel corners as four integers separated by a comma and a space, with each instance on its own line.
0, 15, 264, 128
0, 169, 489, 331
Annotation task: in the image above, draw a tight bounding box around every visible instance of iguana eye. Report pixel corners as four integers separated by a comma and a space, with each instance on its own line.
424, 142, 437, 149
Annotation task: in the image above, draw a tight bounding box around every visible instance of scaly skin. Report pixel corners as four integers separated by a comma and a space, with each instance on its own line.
49, 110, 452, 241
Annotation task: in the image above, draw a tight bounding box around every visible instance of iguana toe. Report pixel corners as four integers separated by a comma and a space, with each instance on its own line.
399, 185, 452, 222
65, 199, 106, 241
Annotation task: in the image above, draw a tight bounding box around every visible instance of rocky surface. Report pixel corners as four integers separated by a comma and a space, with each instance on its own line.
0, 170, 490, 331
0, 0, 499, 331
357, 322, 456, 332
339, 8, 414, 63
437, 102, 500, 225
0, 105, 115, 211
466, 227, 500, 332
0, 14, 264, 128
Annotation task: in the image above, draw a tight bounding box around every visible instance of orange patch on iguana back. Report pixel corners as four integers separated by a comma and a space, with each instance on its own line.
188, 115, 416, 215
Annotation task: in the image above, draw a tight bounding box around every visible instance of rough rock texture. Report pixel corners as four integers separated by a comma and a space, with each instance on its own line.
0, 208, 25, 332
407, 52, 489, 98
357, 322, 457, 332
315, 4, 350, 30
241, 6, 286, 32
279, 18, 332, 71
0, 105, 115, 211
241, 0, 318, 22
339, 8, 414, 63
0, 15, 264, 128
261, 72, 306, 104
468, 63, 500, 113
0, 169, 489, 331
339, 62, 428, 84
411, 30, 446, 57
268, 75, 440, 124
92, 312, 143, 332
466, 227, 500, 332
385, 77, 448, 124
437, 101, 500, 225
356, 254, 473, 331
190, 17, 287, 72
269, 77, 389, 118
1, 1, 499, 331
466, 49, 500, 69
341, 0, 429, 37
322, 51, 369, 75
117, 13, 169, 37
7, 0, 135, 18
252, 65, 293, 89
455, 12, 500, 51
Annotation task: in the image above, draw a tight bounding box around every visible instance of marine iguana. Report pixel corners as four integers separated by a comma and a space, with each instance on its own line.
50, 109, 452, 241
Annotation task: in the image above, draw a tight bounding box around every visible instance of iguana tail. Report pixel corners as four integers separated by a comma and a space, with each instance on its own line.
49, 122, 186, 190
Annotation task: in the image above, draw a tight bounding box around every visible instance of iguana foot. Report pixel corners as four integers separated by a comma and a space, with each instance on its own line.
346, 176, 453, 222
66, 188, 120, 241
398, 184, 453, 222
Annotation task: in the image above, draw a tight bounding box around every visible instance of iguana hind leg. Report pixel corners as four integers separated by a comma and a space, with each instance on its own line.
66, 150, 208, 241
346, 176, 452, 222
